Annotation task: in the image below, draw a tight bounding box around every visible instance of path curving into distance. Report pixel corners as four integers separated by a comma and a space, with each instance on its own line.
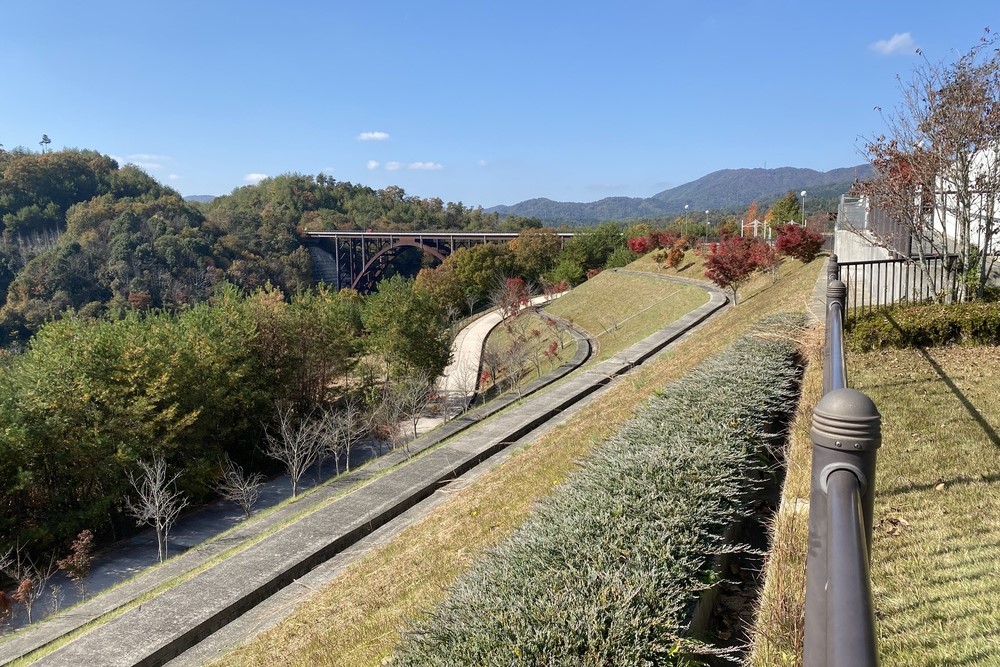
0, 296, 588, 665
7, 276, 726, 667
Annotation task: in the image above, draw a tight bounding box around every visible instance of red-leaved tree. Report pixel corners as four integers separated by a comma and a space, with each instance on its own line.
704, 236, 769, 304
627, 236, 654, 254
775, 223, 824, 263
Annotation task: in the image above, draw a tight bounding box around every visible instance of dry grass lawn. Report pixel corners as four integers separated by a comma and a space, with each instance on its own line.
856, 346, 1000, 666
749, 340, 1000, 666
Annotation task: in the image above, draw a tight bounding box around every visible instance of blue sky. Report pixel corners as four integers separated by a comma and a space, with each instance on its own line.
1, 1, 995, 207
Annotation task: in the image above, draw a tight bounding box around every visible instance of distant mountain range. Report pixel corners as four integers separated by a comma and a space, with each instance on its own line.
487, 165, 874, 224
183, 195, 216, 204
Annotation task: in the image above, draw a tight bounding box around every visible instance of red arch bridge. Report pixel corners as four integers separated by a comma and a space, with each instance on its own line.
303, 230, 575, 293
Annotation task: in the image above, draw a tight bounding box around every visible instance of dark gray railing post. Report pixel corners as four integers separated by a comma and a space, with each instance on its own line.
827, 253, 840, 283
805, 387, 881, 667
823, 280, 847, 395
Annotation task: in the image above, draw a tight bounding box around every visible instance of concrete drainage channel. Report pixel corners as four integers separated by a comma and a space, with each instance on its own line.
14, 280, 726, 667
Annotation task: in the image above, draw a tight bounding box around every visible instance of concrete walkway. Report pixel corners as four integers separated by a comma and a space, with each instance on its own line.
0, 297, 552, 638
436, 294, 562, 413
1, 276, 726, 666
0, 295, 587, 665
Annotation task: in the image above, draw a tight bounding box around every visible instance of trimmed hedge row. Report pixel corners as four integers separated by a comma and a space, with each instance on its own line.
847, 301, 1000, 351
393, 319, 803, 666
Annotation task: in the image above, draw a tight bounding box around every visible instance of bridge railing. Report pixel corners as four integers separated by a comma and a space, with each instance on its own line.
803, 255, 882, 667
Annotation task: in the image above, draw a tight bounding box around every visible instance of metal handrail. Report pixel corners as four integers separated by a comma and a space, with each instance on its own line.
804, 254, 883, 667
826, 470, 880, 666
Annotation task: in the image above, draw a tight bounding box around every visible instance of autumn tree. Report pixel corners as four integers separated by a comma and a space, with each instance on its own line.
704, 236, 768, 304
263, 404, 326, 497
860, 30, 1000, 300
323, 392, 373, 473
56, 530, 95, 595
744, 200, 762, 230
775, 223, 825, 263
0, 544, 58, 623
491, 277, 531, 320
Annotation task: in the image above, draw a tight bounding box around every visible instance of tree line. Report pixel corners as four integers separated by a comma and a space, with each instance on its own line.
0, 148, 541, 345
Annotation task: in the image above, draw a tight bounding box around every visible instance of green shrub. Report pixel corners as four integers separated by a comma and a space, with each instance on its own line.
393, 322, 803, 666
846, 301, 1000, 351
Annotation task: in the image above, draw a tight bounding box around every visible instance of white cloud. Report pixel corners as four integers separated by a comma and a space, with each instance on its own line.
870, 32, 917, 56
128, 153, 170, 162
244, 172, 268, 184
321, 166, 336, 174
477, 159, 489, 168
168, 174, 181, 181
357, 131, 390, 141
132, 161, 163, 170
385, 161, 403, 171
408, 162, 443, 170
367, 160, 381, 170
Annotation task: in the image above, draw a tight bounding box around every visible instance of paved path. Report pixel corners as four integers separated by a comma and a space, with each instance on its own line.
436, 294, 561, 412
26, 278, 724, 667
0, 297, 552, 636
0, 294, 588, 664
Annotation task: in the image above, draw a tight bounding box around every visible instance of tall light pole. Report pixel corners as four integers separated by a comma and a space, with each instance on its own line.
800, 190, 807, 225
704, 210, 710, 245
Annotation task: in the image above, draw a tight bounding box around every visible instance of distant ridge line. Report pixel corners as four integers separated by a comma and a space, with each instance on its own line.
486, 164, 873, 223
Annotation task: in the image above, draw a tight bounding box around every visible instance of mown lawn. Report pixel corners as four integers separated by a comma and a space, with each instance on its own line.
213, 255, 824, 667
750, 341, 1000, 666
856, 346, 1000, 666
542, 269, 708, 362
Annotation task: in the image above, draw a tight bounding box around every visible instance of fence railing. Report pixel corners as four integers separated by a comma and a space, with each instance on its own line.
838, 254, 961, 318
803, 257, 883, 666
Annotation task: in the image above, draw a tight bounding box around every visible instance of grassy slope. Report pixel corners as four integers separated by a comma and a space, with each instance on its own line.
857, 347, 1000, 665
542, 269, 708, 362
750, 333, 1000, 666
214, 255, 823, 667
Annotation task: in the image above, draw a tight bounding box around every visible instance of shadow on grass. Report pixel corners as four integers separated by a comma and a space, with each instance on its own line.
885, 312, 1000, 449
881, 471, 1000, 497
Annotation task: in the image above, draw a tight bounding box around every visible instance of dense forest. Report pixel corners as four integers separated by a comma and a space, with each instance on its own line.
0, 147, 540, 345
0, 147, 645, 575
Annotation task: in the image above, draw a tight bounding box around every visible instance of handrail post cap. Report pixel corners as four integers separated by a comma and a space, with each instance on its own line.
827, 279, 847, 300
811, 387, 881, 451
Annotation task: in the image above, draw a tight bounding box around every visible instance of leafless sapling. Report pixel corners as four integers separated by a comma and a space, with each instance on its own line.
215, 456, 265, 519
0, 544, 59, 623
263, 403, 326, 497
125, 456, 189, 563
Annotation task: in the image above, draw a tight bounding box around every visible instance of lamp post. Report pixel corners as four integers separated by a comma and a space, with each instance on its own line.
704, 210, 710, 246
800, 190, 807, 225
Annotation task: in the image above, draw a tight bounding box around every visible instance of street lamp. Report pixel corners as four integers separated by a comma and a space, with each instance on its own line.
800, 190, 807, 225
704, 210, 710, 245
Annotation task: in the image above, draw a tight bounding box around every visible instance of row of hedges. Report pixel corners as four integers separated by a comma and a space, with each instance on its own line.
847, 301, 1000, 351
393, 317, 804, 666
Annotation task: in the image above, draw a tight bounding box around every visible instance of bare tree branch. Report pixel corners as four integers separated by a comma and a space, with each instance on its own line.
125, 456, 188, 563
263, 403, 326, 497
215, 456, 265, 519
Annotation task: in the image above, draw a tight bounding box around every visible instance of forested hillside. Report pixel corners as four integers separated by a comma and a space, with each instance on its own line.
486, 164, 872, 223
0, 148, 539, 344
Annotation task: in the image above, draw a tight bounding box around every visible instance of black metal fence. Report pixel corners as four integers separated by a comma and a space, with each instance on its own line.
838, 254, 961, 318
803, 258, 883, 666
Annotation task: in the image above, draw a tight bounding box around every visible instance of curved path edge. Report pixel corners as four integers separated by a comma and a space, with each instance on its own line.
22, 275, 727, 667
